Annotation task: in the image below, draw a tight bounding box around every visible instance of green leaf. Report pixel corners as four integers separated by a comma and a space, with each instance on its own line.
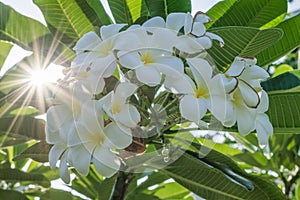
272, 64, 294, 77
9, 106, 39, 116
0, 189, 28, 200
0, 3, 49, 50
261, 70, 300, 92
33, 0, 96, 45
296, 183, 300, 200
159, 149, 284, 200
145, 0, 191, 18
207, 0, 287, 28
0, 116, 45, 142
108, 0, 149, 24
268, 92, 300, 133
97, 174, 117, 200
13, 141, 51, 163
40, 189, 75, 200
0, 40, 12, 71
0, 168, 50, 187
207, 26, 283, 71
257, 14, 300, 66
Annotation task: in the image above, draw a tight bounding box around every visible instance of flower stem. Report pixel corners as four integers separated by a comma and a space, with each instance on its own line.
111, 168, 135, 200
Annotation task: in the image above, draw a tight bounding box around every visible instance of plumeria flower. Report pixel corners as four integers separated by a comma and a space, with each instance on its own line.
70, 24, 139, 94
222, 56, 269, 108
119, 50, 183, 86
46, 83, 91, 183
67, 100, 132, 178
223, 88, 257, 136
161, 57, 222, 126
253, 90, 273, 146
100, 82, 140, 129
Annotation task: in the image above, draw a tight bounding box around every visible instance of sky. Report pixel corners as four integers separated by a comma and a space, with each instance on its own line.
1, 0, 300, 76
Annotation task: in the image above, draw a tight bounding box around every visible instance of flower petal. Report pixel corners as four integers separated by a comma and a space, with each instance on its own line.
156, 56, 184, 73
257, 90, 269, 112
236, 105, 256, 136
135, 66, 161, 87
255, 113, 273, 145
118, 51, 143, 69
184, 14, 193, 34
143, 16, 165, 28
194, 13, 211, 23
115, 82, 138, 100
239, 80, 260, 108
205, 32, 224, 47
226, 57, 245, 77
241, 65, 269, 81
68, 145, 91, 176
194, 36, 213, 49
191, 22, 206, 37
49, 143, 67, 170
100, 24, 127, 40
92, 157, 118, 178
187, 58, 212, 84
93, 145, 121, 169
180, 95, 202, 124
73, 32, 101, 52
166, 13, 186, 32
59, 151, 70, 183
104, 123, 132, 148
116, 104, 140, 128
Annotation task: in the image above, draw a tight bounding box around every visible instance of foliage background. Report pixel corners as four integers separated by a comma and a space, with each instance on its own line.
0, 0, 300, 199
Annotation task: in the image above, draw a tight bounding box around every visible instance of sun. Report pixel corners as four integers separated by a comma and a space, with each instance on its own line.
30, 70, 48, 86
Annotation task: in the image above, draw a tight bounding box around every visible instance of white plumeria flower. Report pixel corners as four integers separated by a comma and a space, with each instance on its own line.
100, 82, 140, 129
253, 90, 273, 146
67, 100, 132, 177
223, 88, 257, 136
161, 57, 222, 126
46, 83, 91, 183
222, 56, 269, 108
71, 24, 139, 94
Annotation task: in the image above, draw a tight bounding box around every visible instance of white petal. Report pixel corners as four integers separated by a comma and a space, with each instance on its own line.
226, 57, 245, 77
220, 75, 238, 93
236, 105, 256, 136
73, 32, 101, 52
104, 123, 132, 148
205, 32, 224, 47
191, 22, 206, 37
175, 35, 205, 55
163, 72, 194, 94
256, 114, 273, 142
46, 105, 71, 133
156, 56, 184, 73
180, 95, 201, 124
187, 58, 212, 84
115, 82, 138, 100
93, 145, 121, 169
184, 14, 193, 34
118, 51, 143, 69
92, 157, 119, 178
135, 66, 161, 87
194, 13, 211, 23
238, 80, 260, 108
100, 24, 127, 40
116, 104, 140, 128
49, 143, 67, 170
241, 65, 269, 81
257, 90, 269, 112
68, 145, 91, 176
166, 13, 186, 32
59, 152, 70, 183
143, 16, 165, 28
194, 36, 213, 49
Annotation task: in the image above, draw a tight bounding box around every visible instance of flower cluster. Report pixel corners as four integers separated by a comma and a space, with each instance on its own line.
45, 12, 273, 182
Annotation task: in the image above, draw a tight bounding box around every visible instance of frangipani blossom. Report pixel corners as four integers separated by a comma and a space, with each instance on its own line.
67, 101, 132, 178
119, 50, 183, 86
222, 56, 269, 108
71, 24, 139, 94
100, 82, 140, 129
253, 90, 273, 146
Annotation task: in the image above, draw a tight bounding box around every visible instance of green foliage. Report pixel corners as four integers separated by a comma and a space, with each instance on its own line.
1, 0, 300, 199
207, 26, 283, 71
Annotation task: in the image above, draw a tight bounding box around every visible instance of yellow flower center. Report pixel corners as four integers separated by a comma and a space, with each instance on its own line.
79, 71, 89, 79
194, 87, 208, 99
140, 53, 154, 65
110, 103, 121, 114
231, 90, 242, 106
100, 41, 114, 57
